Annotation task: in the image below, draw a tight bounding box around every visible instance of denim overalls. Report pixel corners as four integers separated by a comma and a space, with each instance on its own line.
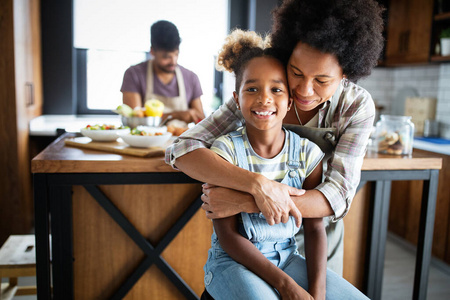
203, 129, 370, 300
203, 130, 302, 298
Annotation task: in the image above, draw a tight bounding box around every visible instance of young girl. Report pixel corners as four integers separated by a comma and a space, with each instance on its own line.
203, 30, 369, 300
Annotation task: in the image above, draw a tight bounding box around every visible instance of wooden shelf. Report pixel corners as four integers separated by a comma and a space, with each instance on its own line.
430, 54, 450, 62
434, 12, 450, 21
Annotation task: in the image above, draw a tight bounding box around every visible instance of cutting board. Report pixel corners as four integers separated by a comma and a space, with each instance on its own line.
64, 137, 165, 157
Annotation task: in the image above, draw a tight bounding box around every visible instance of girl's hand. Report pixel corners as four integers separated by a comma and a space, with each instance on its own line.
252, 176, 304, 227
278, 279, 314, 300
201, 184, 255, 219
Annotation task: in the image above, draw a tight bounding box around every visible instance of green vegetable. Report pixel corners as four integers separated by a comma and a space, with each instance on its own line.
116, 104, 134, 117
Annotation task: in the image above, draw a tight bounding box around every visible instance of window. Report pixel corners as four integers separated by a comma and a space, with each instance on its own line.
74, 0, 229, 115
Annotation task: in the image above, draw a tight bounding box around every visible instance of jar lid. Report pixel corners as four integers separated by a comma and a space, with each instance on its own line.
380, 114, 412, 121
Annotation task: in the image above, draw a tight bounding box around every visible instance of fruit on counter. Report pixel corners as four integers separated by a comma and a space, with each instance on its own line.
132, 107, 145, 117
144, 99, 165, 117
85, 124, 129, 130
115, 104, 134, 117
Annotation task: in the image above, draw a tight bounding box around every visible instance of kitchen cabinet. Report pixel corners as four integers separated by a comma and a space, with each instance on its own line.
430, 10, 450, 62
0, 0, 43, 244
389, 149, 450, 265
384, 0, 434, 65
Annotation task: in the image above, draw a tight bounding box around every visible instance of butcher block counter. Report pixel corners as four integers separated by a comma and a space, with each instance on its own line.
32, 133, 442, 300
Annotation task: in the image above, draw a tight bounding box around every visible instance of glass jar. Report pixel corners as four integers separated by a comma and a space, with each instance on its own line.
375, 115, 414, 155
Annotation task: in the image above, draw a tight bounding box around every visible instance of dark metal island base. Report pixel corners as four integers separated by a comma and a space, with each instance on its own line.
32, 133, 441, 299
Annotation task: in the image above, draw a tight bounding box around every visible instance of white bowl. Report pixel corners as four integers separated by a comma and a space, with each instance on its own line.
135, 125, 168, 134
120, 132, 173, 148
80, 127, 130, 142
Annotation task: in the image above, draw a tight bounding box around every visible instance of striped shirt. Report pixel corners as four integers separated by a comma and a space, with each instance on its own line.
212, 127, 324, 184
165, 82, 375, 221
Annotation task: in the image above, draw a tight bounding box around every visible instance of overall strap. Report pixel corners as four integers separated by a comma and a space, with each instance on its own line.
287, 130, 300, 169
284, 130, 303, 187
229, 130, 249, 170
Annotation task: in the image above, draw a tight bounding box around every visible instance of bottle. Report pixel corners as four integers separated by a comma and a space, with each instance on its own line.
375, 115, 414, 155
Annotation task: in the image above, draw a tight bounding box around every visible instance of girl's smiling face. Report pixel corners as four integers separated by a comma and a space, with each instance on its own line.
233, 56, 291, 134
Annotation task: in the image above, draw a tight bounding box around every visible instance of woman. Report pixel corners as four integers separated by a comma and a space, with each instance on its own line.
165, 0, 384, 275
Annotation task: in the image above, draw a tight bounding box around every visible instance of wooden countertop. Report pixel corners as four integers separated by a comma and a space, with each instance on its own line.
361, 150, 442, 171
32, 133, 442, 174
32, 133, 175, 173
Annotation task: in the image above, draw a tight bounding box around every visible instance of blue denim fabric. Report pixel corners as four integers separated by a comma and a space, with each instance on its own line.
204, 130, 368, 299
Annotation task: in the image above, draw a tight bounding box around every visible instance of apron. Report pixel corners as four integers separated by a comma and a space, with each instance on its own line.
145, 59, 188, 113
284, 86, 345, 275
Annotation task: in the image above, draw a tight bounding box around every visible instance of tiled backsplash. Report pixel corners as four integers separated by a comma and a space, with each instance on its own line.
358, 63, 450, 124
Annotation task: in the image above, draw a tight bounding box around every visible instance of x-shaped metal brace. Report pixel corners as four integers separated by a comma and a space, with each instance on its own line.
84, 185, 203, 300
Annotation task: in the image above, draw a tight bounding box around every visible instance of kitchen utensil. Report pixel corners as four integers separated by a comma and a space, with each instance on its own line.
440, 122, 450, 139
158, 115, 173, 127
64, 137, 165, 157
121, 116, 161, 128
423, 120, 440, 137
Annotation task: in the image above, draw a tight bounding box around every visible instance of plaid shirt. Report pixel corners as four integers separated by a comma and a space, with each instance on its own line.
166, 82, 375, 221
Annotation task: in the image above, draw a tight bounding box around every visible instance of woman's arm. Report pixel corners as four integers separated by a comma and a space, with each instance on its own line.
177, 149, 303, 226
316, 87, 375, 221
214, 217, 313, 299
202, 185, 333, 219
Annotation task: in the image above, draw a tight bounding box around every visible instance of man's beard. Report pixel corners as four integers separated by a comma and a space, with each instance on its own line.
156, 63, 176, 74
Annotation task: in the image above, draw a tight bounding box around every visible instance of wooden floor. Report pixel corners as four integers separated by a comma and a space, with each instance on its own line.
3, 233, 450, 299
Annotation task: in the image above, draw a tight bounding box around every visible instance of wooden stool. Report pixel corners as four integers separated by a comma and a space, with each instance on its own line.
0, 235, 37, 300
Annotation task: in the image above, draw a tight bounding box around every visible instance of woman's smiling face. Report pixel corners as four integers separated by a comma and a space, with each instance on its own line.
288, 42, 344, 112
234, 56, 291, 133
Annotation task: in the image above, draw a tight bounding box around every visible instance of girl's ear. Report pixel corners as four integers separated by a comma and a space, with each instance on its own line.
233, 91, 240, 109
287, 97, 293, 111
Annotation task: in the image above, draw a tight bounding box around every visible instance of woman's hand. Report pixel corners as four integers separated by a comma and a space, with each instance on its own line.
251, 176, 304, 227
201, 184, 256, 219
202, 176, 305, 227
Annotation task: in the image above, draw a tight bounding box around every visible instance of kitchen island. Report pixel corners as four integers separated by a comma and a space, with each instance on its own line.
32, 133, 442, 300
32, 133, 209, 300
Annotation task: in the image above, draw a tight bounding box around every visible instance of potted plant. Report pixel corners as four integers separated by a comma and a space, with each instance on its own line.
440, 28, 450, 56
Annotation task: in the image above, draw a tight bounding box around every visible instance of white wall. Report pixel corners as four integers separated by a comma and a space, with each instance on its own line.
358, 63, 450, 124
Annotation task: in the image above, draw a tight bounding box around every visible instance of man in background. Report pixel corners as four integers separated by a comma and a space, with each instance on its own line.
121, 20, 204, 124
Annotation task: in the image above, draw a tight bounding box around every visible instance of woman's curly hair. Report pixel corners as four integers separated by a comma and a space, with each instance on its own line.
271, 0, 384, 82
216, 29, 286, 91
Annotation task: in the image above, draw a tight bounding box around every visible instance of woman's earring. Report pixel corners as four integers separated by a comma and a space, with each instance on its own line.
341, 77, 349, 88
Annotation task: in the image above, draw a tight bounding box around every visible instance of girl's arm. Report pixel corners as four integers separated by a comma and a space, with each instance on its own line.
302, 162, 327, 300
214, 216, 313, 300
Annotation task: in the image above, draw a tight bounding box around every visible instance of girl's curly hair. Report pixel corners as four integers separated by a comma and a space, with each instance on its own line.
216, 29, 286, 91
271, 0, 384, 82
